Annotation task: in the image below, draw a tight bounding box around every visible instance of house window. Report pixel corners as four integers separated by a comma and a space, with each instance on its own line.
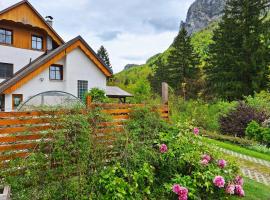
12, 94, 23, 110
32, 35, 43, 50
49, 65, 63, 80
0, 28, 12, 45
77, 80, 88, 100
0, 62, 13, 79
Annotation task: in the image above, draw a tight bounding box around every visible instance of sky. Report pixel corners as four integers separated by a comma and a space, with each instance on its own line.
0, 0, 194, 72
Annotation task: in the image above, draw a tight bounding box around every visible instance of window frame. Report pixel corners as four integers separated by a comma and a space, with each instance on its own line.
77, 80, 88, 100
12, 94, 23, 110
0, 62, 14, 79
31, 34, 43, 50
0, 28, 13, 45
49, 64, 63, 80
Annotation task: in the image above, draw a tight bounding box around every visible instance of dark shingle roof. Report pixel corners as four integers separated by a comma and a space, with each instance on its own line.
106, 86, 133, 98
0, 36, 113, 93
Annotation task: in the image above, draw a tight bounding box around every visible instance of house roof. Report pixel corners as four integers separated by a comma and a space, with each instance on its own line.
0, 36, 113, 94
0, 0, 64, 45
105, 86, 133, 98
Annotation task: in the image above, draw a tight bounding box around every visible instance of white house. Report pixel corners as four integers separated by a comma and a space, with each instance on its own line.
0, 0, 114, 111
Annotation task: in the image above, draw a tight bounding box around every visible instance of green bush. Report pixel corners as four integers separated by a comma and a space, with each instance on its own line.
170, 96, 236, 132
246, 121, 270, 147
245, 91, 270, 114
84, 87, 109, 103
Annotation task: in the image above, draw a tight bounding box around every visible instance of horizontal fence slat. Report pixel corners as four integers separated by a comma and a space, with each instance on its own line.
0, 152, 30, 161
0, 118, 51, 126
0, 143, 38, 152
0, 125, 52, 135
0, 134, 50, 143
102, 109, 131, 114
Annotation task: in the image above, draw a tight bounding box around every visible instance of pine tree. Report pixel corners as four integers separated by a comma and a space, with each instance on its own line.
149, 58, 167, 94
166, 26, 200, 98
206, 0, 270, 100
97, 45, 112, 70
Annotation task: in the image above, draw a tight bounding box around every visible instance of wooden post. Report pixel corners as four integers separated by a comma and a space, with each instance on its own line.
86, 96, 92, 108
162, 82, 168, 105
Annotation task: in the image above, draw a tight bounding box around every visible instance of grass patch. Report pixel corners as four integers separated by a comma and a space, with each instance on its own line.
202, 137, 270, 162
229, 178, 270, 200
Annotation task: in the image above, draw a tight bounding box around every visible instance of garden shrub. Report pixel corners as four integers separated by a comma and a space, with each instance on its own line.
246, 121, 270, 147
84, 87, 109, 103
245, 91, 270, 114
219, 102, 268, 137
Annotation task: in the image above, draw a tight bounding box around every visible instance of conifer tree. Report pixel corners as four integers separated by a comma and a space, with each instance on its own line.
206, 0, 270, 100
149, 58, 167, 94
97, 45, 112, 70
166, 26, 200, 98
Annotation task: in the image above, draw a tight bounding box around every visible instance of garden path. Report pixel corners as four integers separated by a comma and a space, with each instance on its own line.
220, 148, 270, 186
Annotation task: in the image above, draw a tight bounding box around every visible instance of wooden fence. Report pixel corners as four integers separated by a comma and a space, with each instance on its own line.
0, 103, 169, 163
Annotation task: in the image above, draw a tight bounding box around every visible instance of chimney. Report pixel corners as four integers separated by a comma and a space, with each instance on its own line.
45, 16, 53, 27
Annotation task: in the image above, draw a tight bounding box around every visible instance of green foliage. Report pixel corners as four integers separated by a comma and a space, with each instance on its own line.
84, 87, 108, 103
2, 108, 94, 200
246, 121, 270, 147
170, 95, 236, 132
245, 91, 270, 114
206, 0, 270, 100
97, 163, 154, 200
97, 45, 112, 70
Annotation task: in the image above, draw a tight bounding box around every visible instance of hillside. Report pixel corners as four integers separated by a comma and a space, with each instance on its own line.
112, 22, 217, 93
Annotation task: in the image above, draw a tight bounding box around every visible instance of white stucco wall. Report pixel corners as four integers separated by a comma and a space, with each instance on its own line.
0, 45, 43, 83
4, 47, 107, 111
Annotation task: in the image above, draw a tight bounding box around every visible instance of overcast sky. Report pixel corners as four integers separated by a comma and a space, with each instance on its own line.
0, 0, 194, 72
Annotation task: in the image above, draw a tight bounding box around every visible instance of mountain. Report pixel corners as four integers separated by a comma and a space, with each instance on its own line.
184, 0, 227, 34
124, 64, 140, 70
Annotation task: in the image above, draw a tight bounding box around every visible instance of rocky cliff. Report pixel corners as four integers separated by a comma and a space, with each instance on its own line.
184, 0, 227, 34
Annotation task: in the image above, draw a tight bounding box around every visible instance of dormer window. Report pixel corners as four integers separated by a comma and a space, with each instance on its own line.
0, 28, 12, 45
32, 35, 43, 50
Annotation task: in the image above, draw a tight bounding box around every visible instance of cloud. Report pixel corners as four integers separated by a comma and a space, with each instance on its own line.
0, 0, 195, 72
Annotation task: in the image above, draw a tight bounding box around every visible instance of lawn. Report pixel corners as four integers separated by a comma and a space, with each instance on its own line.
230, 178, 270, 200
202, 137, 270, 162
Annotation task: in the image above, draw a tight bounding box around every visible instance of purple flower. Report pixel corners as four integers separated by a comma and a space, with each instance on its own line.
202, 154, 211, 162
225, 184, 235, 195
234, 176, 244, 186
160, 144, 168, 153
213, 176, 225, 188
172, 184, 181, 194
217, 159, 227, 168
200, 159, 209, 165
193, 127, 199, 135
235, 185, 245, 197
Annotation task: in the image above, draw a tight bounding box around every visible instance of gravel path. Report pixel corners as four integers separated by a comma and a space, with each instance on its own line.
220, 148, 270, 186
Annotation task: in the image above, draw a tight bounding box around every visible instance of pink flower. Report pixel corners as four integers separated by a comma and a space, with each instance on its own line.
202, 154, 211, 162
225, 184, 235, 195
193, 127, 199, 135
160, 144, 168, 153
235, 185, 245, 197
213, 176, 225, 188
200, 159, 209, 165
217, 159, 227, 168
234, 176, 244, 186
178, 187, 188, 200
172, 184, 181, 194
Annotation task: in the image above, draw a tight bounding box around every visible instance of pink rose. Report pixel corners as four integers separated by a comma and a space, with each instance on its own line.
213, 176, 225, 188
178, 187, 188, 200
235, 185, 245, 197
172, 184, 181, 194
225, 184, 235, 195
234, 176, 244, 186
160, 144, 168, 153
217, 159, 227, 168
202, 154, 211, 162
193, 127, 199, 135
200, 159, 209, 165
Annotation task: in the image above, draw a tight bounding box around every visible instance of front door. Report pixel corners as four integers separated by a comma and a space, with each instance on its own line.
0, 94, 5, 111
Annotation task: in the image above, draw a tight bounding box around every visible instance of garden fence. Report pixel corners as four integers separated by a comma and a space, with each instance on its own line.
0, 103, 169, 163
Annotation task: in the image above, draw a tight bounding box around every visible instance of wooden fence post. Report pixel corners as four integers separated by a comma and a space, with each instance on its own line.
162, 82, 168, 105
86, 96, 92, 108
